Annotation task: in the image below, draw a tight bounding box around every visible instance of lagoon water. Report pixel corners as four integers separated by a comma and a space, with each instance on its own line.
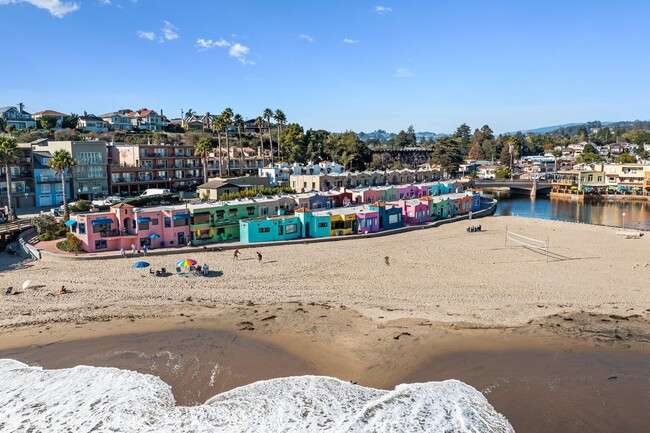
495, 196, 650, 230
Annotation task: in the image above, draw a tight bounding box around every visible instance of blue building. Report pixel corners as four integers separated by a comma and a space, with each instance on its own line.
369, 202, 404, 231
295, 208, 331, 238
32, 151, 71, 208
239, 215, 302, 243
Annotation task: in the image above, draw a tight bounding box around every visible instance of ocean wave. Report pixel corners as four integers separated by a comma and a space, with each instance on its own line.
0, 359, 513, 432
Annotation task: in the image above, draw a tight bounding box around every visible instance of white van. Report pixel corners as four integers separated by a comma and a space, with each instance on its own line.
140, 188, 170, 197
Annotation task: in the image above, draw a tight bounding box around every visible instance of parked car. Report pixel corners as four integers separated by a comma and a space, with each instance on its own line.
50, 208, 63, 217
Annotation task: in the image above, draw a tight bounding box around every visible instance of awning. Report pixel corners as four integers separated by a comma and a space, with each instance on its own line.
64, 219, 77, 226
137, 217, 151, 223
91, 218, 113, 226
173, 213, 190, 220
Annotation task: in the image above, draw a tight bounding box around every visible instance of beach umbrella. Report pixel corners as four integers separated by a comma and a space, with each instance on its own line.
176, 258, 197, 267
133, 261, 150, 268
149, 233, 161, 239
22, 280, 32, 290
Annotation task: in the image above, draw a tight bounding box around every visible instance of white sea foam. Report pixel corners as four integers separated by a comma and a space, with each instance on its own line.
0, 359, 514, 432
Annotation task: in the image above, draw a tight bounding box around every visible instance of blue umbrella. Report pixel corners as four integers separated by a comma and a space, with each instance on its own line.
149, 233, 161, 239
133, 261, 150, 268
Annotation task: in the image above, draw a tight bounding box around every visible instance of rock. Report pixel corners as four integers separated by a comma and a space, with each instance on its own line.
261, 315, 276, 321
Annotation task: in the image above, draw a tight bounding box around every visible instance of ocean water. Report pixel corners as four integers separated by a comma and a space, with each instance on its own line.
0, 359, 514, 432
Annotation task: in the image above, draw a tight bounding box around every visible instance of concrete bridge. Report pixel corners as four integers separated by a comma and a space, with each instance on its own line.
471, 179, 553, 196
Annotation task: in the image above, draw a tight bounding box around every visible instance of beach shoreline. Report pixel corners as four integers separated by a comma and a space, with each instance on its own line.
1, 215, 649, 432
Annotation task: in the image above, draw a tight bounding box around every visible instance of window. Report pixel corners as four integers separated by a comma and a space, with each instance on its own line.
389, 214, 399, 224
95, 240, 107, 250
138, 222, 150, 230
41, 184, 51, 193
174, 218, 187, 227
229, 209, 238, 218
78, 223, 86, 234
164, 217, 171, 227
260, 207, 268, 216
55, 183, 62, 192
93, 223, 111, 233
318, 222, 328, 228
285, 224, 298, 234
192, 213, 210, 225
247, 206, 255, 216
258, 227, 270, 233
215, 210, 225, 220
152, 218, 159, 226
278, 225, 283, 235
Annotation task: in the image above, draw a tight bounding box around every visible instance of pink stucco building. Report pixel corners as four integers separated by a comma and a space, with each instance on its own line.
68, 203, 191, 253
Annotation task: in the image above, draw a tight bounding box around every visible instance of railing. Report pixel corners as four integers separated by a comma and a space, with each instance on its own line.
0, 218, 32, 235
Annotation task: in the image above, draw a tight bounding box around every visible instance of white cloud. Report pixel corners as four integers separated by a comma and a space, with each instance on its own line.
393, 68, 415, 78
195, 38, 230, 50
376, 5, 392, 14
195, 37, 254, 65
343, 38, 360, 44
98, 0, 110, 4
298, 34, 314, 43
137, 30, 155, 41
0, 0, 80, 17
162, 20, 179, 40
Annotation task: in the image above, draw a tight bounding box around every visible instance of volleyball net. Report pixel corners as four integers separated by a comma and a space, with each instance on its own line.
505, 226, 549, 260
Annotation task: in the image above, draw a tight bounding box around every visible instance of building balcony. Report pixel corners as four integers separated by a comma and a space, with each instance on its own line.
99, 229, 136, 238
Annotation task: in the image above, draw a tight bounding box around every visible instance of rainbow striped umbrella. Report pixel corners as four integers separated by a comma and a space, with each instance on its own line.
176, 258, 197, 267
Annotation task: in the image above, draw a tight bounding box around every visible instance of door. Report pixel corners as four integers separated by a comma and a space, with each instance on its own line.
177, 232, 185, 245
305, 222, 310, 238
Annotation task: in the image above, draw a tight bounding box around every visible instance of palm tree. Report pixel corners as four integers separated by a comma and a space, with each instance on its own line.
255, 116, 266, 167
263, 108, 274, 164
233, 114, 244, 175
47, 149, 77, 220
213, 115, 225, 177
273, 109, 286, 161
194, 137, 212, 185
221, 108, 234, 177
185, 109, 196, 119
0, 137, 20, 220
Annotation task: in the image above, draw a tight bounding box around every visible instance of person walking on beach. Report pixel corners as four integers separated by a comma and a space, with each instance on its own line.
120, 248, 126, 258
256, 251, 262, 264
234, 249, 240, 260
142, 245, 148, 256
202, 263, 209, 276
131, 242, 137, 255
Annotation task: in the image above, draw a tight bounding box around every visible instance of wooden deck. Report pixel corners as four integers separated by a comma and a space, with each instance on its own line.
0, 219, 33, 236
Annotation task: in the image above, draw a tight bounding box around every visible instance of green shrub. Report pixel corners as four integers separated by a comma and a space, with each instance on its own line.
122, 193, 181, 207
59, 233, 83, 253
70, 199, 92, 213
38, 233, 54, 241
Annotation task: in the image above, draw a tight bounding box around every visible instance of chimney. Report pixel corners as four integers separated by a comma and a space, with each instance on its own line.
160, 109, 163, 117
83, 111, 87, 117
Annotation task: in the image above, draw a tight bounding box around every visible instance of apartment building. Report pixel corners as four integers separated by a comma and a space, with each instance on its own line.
33, 140, 109, 200
0, 143, 35, 208
108, 141, 202, 196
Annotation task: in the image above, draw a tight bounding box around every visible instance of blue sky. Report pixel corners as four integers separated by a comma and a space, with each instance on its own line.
1, 0, 649, 134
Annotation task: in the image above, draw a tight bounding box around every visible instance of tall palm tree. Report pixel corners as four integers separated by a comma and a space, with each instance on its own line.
273, 109, 286, 161
221, 108, 234, 177
185, 109, 196, 119
255, 116, 266, 167
194, 137, 212, 185
0, 137, 20, 220
233, 113, 244, 175
47, 149, 77, 221
552, 148, 562, 176
263, 108, 274, 164
213, 115, 225, 177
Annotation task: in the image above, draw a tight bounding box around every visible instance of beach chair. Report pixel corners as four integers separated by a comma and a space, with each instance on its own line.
176, 267, 181, 273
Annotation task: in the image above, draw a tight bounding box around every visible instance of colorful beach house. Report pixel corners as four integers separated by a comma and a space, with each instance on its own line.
352, 187, 382, 205
376, 185, 399, 202
67, 203, 190, 252
397, 184, 419, 200
295, 208, 331, 238
399, 198, 431, 225
356, 208, 380, 234
189, 198, 259, 245
369, 202, 404, 230
323, 189, 352, 207
239, 215, 302, 243
314, 207, 358, 236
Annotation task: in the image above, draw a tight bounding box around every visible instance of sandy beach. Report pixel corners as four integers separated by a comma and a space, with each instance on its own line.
1, 215, 650, 432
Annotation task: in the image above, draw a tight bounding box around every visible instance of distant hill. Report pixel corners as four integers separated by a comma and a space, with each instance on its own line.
358, 129, 445, 144
510, 122, 613, 135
